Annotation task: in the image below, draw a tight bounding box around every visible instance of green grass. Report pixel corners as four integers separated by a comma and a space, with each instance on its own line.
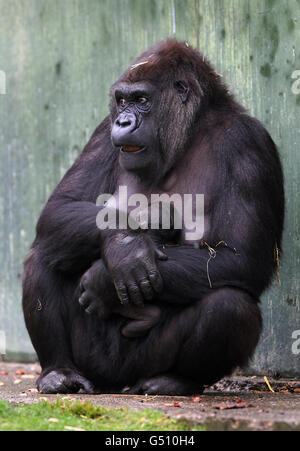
0, 399, 205, 431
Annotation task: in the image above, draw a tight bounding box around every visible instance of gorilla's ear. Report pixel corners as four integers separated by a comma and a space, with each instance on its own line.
174, 80, 190, 103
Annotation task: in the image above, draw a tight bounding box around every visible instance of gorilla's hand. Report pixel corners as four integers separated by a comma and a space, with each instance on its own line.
102, 231, 167, 306
79, 259, 117, 317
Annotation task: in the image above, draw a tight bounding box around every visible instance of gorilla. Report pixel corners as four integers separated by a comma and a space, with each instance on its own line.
22, 39, 284, 395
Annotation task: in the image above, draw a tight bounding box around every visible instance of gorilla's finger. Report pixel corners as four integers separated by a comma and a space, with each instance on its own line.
85, 303, 97, 315
79, 279, 86, 294
80, 272, 89, 288
134, 267, 154, 301
79, 292, 90, 308
127, 282, 144, 306
114, 280, 130, 305
139, 278, 154, 301
155, 248, 168, 261
148, 269, 164, 293
143, 260, 163, 293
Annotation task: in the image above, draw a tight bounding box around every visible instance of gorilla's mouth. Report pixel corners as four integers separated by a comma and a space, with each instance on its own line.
121, 146, 144, 153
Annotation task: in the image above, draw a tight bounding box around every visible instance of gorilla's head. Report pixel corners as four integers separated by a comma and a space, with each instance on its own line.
110, 39, 229, 180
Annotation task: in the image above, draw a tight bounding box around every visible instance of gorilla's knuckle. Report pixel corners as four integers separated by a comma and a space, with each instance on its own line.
139, 278, 151, 289
128, 283, 139, 294
85, 305, 95, 315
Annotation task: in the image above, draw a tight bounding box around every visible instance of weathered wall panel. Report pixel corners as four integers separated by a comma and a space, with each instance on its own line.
0, 0, 299, 373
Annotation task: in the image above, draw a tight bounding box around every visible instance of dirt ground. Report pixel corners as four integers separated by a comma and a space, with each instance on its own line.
1, 362, 300, 431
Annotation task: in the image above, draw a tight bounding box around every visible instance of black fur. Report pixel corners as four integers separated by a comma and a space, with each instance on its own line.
22, 39, 284, 395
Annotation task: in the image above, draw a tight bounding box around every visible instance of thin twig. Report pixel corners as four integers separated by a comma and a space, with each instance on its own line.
202, 242, 217, 288
274, 242, 280, 284
202, 240, 239, 288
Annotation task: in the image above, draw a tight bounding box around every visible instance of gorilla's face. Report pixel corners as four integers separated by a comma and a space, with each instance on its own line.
111, 82, 162, 175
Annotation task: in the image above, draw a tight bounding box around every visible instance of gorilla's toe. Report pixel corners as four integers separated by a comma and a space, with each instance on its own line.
128, 374, 203, 396
37, 369, 94, 394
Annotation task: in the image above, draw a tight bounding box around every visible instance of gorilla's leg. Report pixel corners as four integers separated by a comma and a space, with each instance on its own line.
22, 250, 94, 394
128, 287, 262, 395
117, 304, 162, 338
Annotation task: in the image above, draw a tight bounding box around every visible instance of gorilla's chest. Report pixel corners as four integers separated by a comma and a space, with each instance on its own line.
109, 149, 214, 245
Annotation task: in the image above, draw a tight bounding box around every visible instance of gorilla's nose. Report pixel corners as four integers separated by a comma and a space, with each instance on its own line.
116, 112, 136, 128
112, 112, 138, 145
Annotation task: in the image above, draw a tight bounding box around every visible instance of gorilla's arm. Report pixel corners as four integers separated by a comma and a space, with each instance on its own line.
33, 117, 120, 273
156, 117, 284, 304
156, 245, 257, 303
36, 199, 104, 272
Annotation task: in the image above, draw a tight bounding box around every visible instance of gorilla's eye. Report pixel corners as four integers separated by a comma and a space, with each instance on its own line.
138, 97, 147, 104
119, 98, 127, 106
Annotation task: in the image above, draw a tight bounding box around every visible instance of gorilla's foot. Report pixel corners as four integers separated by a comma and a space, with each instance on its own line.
37, 369, 94, 394
126, 374, 203, 396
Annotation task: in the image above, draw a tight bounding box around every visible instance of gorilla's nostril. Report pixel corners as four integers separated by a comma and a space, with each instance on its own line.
119, 119, 131, 127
